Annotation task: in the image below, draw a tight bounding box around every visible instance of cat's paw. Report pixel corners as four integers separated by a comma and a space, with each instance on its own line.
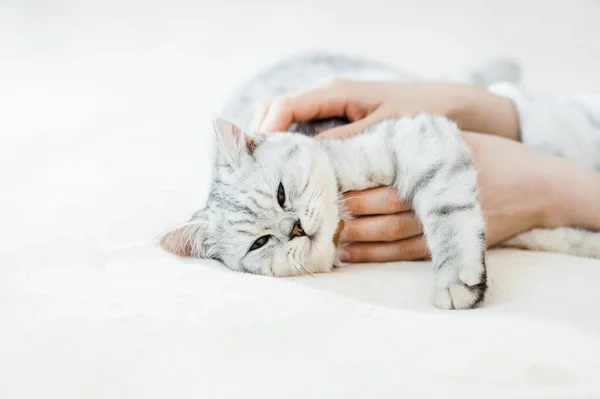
433, 264, 487, 310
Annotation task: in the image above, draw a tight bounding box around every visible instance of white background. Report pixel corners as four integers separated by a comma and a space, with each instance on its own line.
2, 1, 600, 398
2, 0, 600, 254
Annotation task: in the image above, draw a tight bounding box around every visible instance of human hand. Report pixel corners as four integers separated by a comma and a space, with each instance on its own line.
338, 132, 600, 263
253, 79, 520, 140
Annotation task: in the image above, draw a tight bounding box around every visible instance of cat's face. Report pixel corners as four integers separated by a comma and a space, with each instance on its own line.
161, 117, 340, 276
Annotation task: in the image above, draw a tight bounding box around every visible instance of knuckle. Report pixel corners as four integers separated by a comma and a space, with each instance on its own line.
384, 191, 402, 212
401, 240, 427, 260
343, 194, 363, 215
404, 245, 420, 260
387, 218, 406, 239
396, 245, 413, 261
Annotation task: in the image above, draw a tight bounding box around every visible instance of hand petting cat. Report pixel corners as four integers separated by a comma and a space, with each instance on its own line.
253, 80, 600, 262
252, 80, 520, 140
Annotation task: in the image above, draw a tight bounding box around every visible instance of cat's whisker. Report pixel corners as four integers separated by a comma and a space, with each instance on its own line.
328, 155, 343, 171
287, 248, 306, 278
297, 259, 315, 278
291, 260, 303, 277
291, 247, 315, 278
307, 181, 328, 208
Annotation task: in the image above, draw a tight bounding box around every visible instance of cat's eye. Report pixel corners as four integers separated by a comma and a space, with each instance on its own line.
249, 235, 271, 252
277, 182, 286, 208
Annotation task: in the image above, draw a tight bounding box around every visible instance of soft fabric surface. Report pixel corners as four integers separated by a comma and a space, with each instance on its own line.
2, 1, 600, 398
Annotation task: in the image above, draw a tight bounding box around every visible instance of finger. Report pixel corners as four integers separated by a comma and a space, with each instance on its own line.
341, 236, 430, 263
258, 80, 362, 133
315, 111, 384, 140
340, 212, 423, 242
343, 187, 411, 216
250, 103, 271, 132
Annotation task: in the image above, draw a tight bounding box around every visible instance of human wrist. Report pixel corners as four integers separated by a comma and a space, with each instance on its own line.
447, 85, 520, 141
564, 171, 600, 231
542, 161, 600, 231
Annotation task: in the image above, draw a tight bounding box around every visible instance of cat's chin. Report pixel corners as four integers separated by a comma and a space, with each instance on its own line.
297, 238, 336, 276
274, 251, 335, 277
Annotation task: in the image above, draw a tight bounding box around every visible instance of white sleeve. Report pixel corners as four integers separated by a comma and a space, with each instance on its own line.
487, 82, 600, 171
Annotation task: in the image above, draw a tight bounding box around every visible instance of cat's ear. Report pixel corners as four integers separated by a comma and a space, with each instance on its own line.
212, 115, 257, 167
160, 219, 208, 258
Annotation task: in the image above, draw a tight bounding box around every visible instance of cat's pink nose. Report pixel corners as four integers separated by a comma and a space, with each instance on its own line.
289, 220, 306, 240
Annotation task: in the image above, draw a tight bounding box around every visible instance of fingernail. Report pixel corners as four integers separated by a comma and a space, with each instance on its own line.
260, 115, 277, 133
339, 250, 351, 262
250, 116, 262, 132
250, 103, 270, 132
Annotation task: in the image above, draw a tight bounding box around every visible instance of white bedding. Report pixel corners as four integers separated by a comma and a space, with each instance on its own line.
2, 1, 600, 397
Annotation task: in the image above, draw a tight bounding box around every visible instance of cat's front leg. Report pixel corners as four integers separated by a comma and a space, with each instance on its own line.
392, 116, 488, 309
325, 116, 487, 308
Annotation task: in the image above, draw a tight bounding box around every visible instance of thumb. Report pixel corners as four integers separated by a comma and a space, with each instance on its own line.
316, 111, 384, 140
250, 103, 271, 132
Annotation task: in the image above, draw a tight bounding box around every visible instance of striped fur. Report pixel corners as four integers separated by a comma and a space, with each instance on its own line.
160, 53, 516, 309
162, 114, 487, 309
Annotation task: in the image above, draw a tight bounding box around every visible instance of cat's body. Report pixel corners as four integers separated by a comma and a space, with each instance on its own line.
162, 53, 491, 309
163, 114, 486, 309
161, 52, 599, 310
322, 116, 488, 309
219, 52, 600, 260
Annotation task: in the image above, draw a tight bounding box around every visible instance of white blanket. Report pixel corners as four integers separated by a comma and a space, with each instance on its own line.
2, 1, 600, 397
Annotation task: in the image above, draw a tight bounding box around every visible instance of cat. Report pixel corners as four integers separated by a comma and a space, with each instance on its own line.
162, 115, 487, 310
160, 52, 599, 310
220, 52, 600, 260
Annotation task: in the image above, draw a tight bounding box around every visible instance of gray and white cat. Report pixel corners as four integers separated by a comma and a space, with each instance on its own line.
161, 53, 599, 310
162, 53, 494, 309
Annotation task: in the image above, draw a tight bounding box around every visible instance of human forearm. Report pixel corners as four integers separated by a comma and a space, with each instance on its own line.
550, 165, 600, 232
462, 132, 600, 248
254, 80, 523, 141
487, 84, 600, 171
446, 84, 521, 141
337, 131, 600, 263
